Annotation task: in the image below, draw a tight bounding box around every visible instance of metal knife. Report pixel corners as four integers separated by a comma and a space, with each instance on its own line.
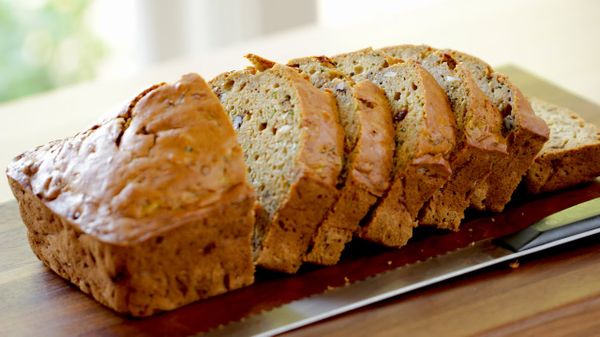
204, 197, 600, 337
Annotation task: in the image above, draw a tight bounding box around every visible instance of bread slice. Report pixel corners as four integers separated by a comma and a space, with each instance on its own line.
380, 45, 508, 230
6, 74, 256, 316
210, 56, 343, 273
444, 49, 549, 212
524, 97, 600, 193
287, 55, 394, 265
332, 48, 456, 247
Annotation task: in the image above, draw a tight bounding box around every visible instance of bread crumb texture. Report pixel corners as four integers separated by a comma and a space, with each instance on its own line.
210, 60, 343, 273
524, 98, 600, 193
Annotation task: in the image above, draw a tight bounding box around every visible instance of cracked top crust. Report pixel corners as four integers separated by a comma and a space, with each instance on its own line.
6, 73, 251, 245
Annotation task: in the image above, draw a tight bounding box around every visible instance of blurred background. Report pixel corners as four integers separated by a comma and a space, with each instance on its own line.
0, 0, 312, 103
2, 0, 599, 103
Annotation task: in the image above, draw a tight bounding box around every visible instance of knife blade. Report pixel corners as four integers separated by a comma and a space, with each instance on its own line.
203, 197, 600, 337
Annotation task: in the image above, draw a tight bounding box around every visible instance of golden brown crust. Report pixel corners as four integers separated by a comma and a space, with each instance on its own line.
217, 58, 344, 273
361, 62, 455, 247
525, 145, 600, 193
350, 81, 395, 194
261, 65, 343, 272
256, 176, 339, 272
427, 63, 507, 227
411, 54, 507, 230
7, 74, 252, 244
330, 49, 456, 247
290, 67, 344, 187
412, 63, 456, 161
380, 46, 509, 222
476, 84, 549, 210
245, 53, 276, 71
380, 45, 507, 224
360, 157, 451, 246
524, 98, 600, 194
444, 50, 550, 212
458, 68, 508, 153
303, 80, 394, 265
419, 146, 494, 230
304, 180, 376, 265
6, 74, 256, 316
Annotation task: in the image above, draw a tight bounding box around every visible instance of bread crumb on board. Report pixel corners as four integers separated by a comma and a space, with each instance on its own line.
509, 260, 520, 269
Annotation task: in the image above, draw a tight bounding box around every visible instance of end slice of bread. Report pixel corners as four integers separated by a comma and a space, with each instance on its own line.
524, 98, 600, 193
6, 74, 256, 316
381, 45, 508, 231
210, 56, 343, 273
333, 48, 456, 247
445, 49, 550, 212
288, 56, 394, 265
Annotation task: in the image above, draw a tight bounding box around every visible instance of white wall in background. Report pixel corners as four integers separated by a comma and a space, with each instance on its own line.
89, 0, 316, 79
88, 1, 145, 78
317, 0, 448, 27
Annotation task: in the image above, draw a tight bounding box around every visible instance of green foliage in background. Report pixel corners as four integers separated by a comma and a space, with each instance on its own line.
0, 0, 106, 103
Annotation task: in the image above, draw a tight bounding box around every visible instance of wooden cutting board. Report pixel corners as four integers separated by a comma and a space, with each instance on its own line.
1, 66, 599, 337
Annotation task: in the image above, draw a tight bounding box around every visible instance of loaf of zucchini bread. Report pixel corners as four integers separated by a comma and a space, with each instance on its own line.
11, 44, 600, 319
6, 74, 256, 316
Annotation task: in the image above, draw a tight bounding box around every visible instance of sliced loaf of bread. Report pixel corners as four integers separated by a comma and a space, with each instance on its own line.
333, 48, 456, 247
6, 74, 256, 316
380, 45, 508, 231
287, 55, 394, 265
210, 57, 343, 273
444, 49, 549, 212
524, 98, 600, 193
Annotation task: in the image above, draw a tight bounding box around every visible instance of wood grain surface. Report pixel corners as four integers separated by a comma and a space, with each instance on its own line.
0, 66, 599, 337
